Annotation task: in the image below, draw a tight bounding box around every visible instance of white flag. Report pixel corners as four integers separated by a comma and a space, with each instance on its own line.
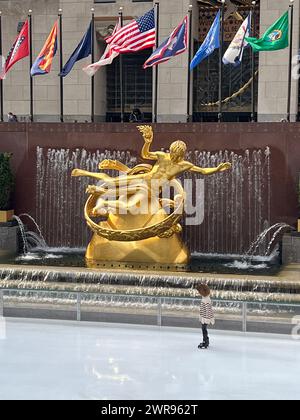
223, 14, 251, 66
83, 20, 120, 77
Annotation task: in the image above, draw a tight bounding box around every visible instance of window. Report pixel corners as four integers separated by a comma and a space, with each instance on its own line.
107, 50, 153, 122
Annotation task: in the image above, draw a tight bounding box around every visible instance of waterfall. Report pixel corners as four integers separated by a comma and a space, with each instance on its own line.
35, 146, 272, 255
181, 148, 272, 255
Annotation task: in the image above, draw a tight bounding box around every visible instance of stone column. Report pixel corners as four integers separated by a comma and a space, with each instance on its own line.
157, 0, 198, 123
258, 0, 300, 122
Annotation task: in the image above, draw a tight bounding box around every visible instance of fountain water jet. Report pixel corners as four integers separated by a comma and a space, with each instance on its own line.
18, 213, 47, 246
12, 215, 28, 254
246, 223, 294, 258
12, 215, 47, 254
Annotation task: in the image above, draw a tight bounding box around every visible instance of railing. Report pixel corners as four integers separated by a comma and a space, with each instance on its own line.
0, 288, 300, 335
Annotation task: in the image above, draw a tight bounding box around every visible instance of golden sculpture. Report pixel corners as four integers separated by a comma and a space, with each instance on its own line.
72, 126, 231, 266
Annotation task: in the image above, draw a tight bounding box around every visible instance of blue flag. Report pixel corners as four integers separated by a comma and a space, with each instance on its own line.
143, 16, 188, 69
59, 22, 92, 77
190, 11, 220, 70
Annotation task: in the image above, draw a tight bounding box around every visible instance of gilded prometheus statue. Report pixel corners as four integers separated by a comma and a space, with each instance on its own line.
72, 126, 231, 266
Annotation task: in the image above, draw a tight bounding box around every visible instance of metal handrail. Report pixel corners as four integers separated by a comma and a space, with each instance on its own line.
0, 287, 299, 332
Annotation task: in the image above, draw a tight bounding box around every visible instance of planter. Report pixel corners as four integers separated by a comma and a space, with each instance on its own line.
0, 210, 14, 223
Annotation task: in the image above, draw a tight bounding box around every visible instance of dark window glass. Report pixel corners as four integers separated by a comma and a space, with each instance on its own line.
107, 49, 153, 122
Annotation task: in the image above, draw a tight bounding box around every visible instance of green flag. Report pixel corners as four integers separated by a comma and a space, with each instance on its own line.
246, 11, 289, 52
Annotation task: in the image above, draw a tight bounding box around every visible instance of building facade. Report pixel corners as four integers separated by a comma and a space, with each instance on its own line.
0, 0, 299, 122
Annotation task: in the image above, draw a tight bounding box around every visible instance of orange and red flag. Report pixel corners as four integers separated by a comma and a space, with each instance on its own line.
31, 21, 58, 76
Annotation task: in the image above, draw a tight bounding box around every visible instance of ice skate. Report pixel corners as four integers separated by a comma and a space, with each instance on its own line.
198, 339, 209, 349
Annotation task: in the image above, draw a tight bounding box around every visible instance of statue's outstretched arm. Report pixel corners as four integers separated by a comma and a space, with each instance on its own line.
99, 159, 153, 175
190, 162, 231, 175
99, 159, 131, 173
137, 125, 158, 161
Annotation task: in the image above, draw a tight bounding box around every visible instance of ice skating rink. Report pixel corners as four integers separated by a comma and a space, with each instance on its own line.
0, 318, 299, 400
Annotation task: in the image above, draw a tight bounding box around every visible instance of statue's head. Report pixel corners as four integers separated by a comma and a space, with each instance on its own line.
170, 141, 187, 162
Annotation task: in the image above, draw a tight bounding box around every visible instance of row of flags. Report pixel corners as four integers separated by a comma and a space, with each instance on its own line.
0, 8, 290, 81
191, 10, 289, 70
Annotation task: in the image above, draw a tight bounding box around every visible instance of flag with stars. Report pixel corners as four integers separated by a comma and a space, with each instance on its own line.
143, 16, 188, 69
108, 9, 156, 54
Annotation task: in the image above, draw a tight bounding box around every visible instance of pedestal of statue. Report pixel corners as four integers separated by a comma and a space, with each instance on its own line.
85, 209, 189, 266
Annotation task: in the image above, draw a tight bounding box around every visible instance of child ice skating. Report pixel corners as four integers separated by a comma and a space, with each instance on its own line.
196, 284, 215, 349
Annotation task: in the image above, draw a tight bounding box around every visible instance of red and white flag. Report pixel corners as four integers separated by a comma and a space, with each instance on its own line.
1, 20, 30, 80
83, 19, 121, 77
108, 9, 156, 55
83, 9, 156, 77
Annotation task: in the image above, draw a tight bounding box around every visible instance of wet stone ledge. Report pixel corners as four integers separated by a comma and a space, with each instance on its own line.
282, 234, 300, 264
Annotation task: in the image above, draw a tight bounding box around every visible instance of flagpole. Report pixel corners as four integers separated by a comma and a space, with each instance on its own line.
28, 10, 33, 122
287, 0, 294, 122
119, 7, 124, 123
187, 4, 193, 123
91, 8, 95, 123
59, 9, 64, 123
0, 11, 3, 122
218, 0, 225, 123
154, 2, 159, 123
251, 1, 256, 122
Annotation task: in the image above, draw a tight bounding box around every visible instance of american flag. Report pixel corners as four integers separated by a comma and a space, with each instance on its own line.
108, 9, 156, 54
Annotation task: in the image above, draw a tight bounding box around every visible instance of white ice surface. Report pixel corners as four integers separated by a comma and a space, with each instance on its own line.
0, 319, 299, 400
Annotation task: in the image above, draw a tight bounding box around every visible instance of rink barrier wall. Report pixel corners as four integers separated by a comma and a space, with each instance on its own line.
0, 288, 299, 336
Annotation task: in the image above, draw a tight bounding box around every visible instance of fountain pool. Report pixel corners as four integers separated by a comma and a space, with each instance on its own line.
0, 246, 281, 276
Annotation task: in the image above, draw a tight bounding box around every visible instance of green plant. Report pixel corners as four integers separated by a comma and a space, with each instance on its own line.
0, 153, 14, 210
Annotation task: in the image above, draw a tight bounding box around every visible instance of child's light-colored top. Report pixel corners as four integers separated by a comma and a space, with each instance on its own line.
200, 296, 215, 325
